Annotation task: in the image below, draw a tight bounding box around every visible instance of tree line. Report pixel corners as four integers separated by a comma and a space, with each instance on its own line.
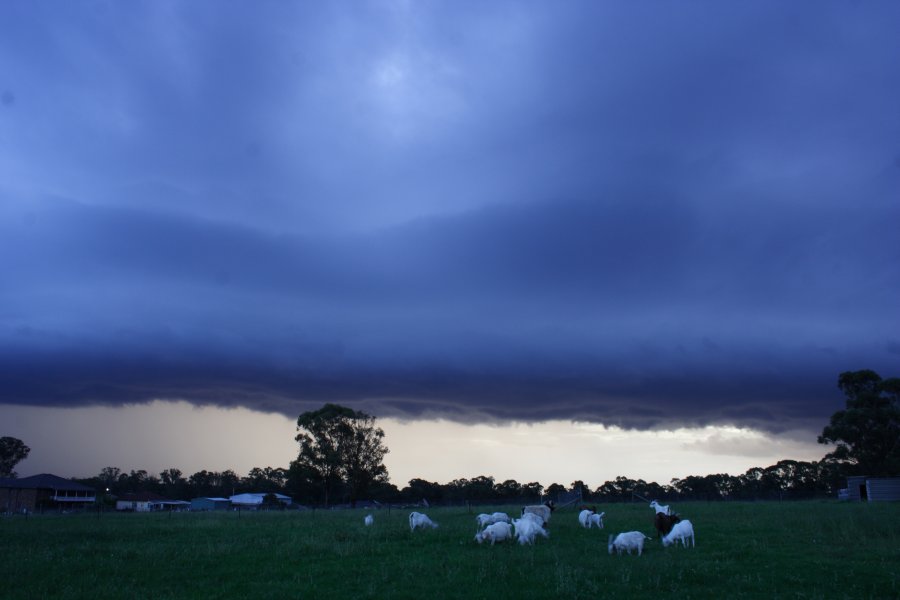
2, 369, 897, 506
66, 456, 845, 506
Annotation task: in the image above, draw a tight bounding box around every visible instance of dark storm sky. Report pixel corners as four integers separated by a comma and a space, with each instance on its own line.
1, 1, 898, 435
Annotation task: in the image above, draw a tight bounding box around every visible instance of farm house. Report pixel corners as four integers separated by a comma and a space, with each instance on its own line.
838, 476, 900, 502
191, 497, 231, 511
0, 473, 96, 513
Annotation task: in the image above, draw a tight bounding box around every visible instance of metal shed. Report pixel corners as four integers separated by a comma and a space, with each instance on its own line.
842, 476, 869, 501
865, 478, 900, 502
839, 476, 900, 502
190, 497, 231, 511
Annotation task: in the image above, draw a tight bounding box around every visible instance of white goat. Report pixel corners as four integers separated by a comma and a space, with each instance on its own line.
364, 514, 374, 526
588, 511, 605, 529
516, 512, 544, 527
474, 521, 513, 545
661, 519, 695, 548
608, 531, 651, 556
649, 500, 671, 515
408, 511, 439, 531
578, 509, 594, 528
512, 515, 549, 545
522, 503, 554, 524
476, 511, 511, 529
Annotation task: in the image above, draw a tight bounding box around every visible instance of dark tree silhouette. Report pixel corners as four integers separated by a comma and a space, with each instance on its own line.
292, 403, 389, 506
0, 436, 30, 477
818, 370, 900, 477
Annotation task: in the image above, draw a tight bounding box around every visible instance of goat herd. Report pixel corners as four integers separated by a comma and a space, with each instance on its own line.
364, 499, 696, 557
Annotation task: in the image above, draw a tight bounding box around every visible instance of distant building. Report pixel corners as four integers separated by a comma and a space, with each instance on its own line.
229, 492, 292, 509
116, 491, 166, 512
839, 476, 900, 502
115, 492, 190, 512
191, 497, 231, 511
0, 473, 96, 513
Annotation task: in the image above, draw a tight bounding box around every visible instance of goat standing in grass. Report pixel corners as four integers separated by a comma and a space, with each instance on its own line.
661, 519, 695, 548
650, 500, 671, 515
578, 509, 594, 528
512, 514, 549, 545
476, 512, 511, 529
654, 512, 680, 538
475, 522, 513, 545
408, 512, 439, 531
522, 501, 555, 524
608, 531, 651, 556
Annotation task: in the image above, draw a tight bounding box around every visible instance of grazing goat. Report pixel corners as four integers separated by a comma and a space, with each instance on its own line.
662, 519, 695, 548
578, 509, 594, 528
649, 500, 671, 515
364, 514, 374, 526
516, 512, 544, 527
474, 521, 513, 545
588, 512, 605, 529
512, 516, 549, 545
522, 501, 555, 524
654, 512, 680, 538
476, 511, 511, 529
408, 511, 439, 531
608, 531, 651, 556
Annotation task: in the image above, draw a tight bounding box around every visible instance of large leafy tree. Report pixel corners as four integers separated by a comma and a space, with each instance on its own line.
0, 436, 30, 478
818, 370, 900, 477
292, 403, 389, 506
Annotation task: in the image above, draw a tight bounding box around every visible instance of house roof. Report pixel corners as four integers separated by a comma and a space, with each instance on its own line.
0, 473, 95, 492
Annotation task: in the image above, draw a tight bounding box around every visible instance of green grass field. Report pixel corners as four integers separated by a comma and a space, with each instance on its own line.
2, 501, 898, 599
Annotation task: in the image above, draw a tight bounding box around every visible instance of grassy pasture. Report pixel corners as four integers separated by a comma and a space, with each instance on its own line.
1, 501, 898, 599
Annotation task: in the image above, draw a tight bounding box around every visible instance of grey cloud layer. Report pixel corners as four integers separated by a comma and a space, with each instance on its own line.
1, 1, 898, 433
